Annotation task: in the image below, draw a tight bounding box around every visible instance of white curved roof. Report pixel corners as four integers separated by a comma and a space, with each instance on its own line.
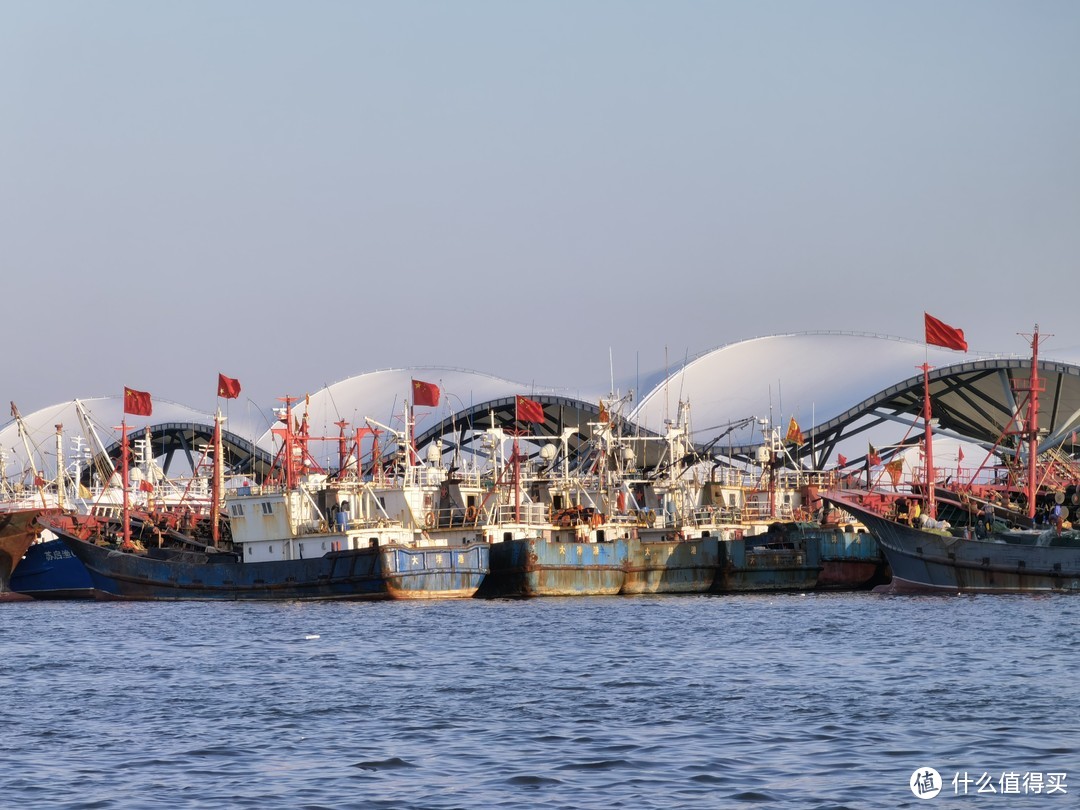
266, 366, 599, 459
630, 332, 1027, 447
0, 397, 268, 482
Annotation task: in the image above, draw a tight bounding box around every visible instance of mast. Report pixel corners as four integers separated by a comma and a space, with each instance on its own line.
921, 362, 936, 519
55, 424, 64, 510
121, 418, 131, 547
211, 408, 223, 546
1025, 325, 1041, 521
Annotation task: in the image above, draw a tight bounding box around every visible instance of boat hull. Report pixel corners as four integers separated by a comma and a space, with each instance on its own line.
381, 543, 489, 599
59, 534, 490, 601
622, 535, 719, 594
713, 536, 821, 592
479, 537, 628, 598
827, 495, 1080, 593
814, 526, 889, 590
1, 509, 51, 599
9, 537, 95, 599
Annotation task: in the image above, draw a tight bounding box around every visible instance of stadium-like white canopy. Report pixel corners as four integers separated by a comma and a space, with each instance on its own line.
6, 332, 1080, 481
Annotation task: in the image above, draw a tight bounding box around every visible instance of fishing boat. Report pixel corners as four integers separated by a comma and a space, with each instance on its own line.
825, 324, 1080, 594
9, 401, 221, 599
472, 413, 630, 598
8, 536, 93, 599
48, 394, 488, 601
1, 508, 53, 601
1, 413, 68, 599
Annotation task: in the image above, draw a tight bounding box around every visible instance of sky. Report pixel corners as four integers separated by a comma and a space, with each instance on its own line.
3, 1, 1079, 418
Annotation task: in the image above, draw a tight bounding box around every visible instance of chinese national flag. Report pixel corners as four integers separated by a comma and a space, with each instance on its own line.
139, 479, 154, 492
217, 374, 241, 399
958, 447, 964, 462
837, 453, 848, 467
786, 416, 804, 446
412, 379, 440, 407
123, 387, 152, 416
516, 395, 545, 424
924, 313, 968, 351
867, 443, 881, 466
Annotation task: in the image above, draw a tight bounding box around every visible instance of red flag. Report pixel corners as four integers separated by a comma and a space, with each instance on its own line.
925, 313, 968, 351
958, 447, 965, 462
33, 475, 47, 488
411, 379, 440, 407
123, 387, 152, 416
516, 395, 545, 424
139, 479, 154, 492
217, 374, 241, 399
867, 443, 881, 466
837, 453, 848, 467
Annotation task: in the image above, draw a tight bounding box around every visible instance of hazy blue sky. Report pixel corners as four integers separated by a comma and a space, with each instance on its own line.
3, 1, 1078, 415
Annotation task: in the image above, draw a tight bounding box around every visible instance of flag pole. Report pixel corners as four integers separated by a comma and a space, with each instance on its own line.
121, 417, 131, 548
922, 361, 936, 520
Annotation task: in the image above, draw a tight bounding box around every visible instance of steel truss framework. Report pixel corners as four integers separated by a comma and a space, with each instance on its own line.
99, 422, 274, 482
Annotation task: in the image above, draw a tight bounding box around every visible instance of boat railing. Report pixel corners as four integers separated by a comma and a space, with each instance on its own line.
491, 502, 549, 527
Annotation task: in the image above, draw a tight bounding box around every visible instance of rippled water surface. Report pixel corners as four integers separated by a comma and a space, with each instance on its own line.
3, 593, 1078, 808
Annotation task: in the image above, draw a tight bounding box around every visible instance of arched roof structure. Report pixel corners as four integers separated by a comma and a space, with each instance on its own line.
631, 332, 1080, 468
8, 332, 1080, 484
271, 367, 607, 472
0, 397, 274, 485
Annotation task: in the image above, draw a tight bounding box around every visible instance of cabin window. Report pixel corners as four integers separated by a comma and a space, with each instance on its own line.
596, 529, 606, 542
503, 531, 513, 542
553, 494, 565, 511
352, 538, 359, 550
268, 545, 273, 553
703, 531, 711, 537
230, 504, 244, 517
369, 537, 379, 548
261, 502, 273, 515
728, 494, 736, 507
246, 546, 252, 556
467, 495, 477, 508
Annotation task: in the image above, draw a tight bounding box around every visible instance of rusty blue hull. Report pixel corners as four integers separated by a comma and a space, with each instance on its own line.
830, 495, 1080, 594
10, 538, 95, 599
811, 525, 888, 590
713, 533, 821, 592
58, 533, 489, 601
381, 543, 489, 599
478, 537, 628, 598
622, 535, 719, 594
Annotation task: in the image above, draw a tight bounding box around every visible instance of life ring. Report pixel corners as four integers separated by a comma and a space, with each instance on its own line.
645, 510, 656, 527
465, 505, 478, 522
424, 511, 436, 529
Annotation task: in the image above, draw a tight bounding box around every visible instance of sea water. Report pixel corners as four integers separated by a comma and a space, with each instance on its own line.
2, 593, 1077, 809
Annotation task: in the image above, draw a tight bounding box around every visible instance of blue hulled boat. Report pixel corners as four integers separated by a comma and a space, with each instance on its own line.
9, 537, 94, 599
